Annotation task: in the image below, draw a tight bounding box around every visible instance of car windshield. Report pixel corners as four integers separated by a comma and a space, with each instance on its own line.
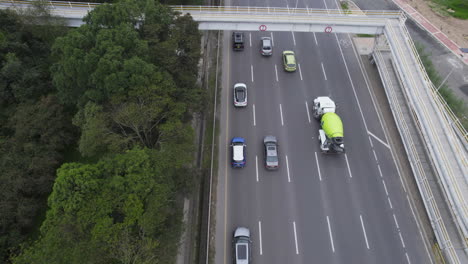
236, 89, 246, 101
267, 155, 278, 162
237, 244, 247, 260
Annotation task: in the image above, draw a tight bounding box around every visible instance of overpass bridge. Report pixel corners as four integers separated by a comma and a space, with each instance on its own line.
1, 1, 467, 263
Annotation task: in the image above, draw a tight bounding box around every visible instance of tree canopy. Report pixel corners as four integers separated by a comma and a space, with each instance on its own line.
2, 0, 201, 263
14, 147, 192, 264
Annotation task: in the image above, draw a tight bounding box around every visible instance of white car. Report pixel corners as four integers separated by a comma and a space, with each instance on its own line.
233, 83, 247, 107
233, 227, 251, 264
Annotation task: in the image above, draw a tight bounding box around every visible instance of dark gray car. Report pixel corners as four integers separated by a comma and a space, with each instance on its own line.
263, 135, 279, 169
260, 37, 272, 56
233, 227, 251, 264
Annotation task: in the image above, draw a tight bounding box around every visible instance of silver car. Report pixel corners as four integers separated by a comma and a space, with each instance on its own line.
233, 227, 251, 264
263, 135, 279, 169
233, 83, 247, 107
260, 37, 272, 56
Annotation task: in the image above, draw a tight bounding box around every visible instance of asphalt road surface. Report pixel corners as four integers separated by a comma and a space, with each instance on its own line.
214, 0, 434, 263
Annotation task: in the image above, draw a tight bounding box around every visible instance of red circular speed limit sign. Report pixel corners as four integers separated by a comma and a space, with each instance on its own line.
259, 25, 267, 31
325, 26, 333, 33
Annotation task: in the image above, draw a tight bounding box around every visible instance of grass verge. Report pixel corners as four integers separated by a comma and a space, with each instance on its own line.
415, 42, 468, 130
429, 0, 468, 19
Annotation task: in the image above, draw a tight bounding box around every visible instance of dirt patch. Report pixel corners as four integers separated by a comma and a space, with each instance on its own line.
405, 0, 468, 48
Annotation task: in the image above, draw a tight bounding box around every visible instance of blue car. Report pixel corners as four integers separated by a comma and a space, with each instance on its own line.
231, 137, 246, 168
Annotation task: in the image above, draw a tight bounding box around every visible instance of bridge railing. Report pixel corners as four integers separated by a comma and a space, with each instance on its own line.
172, 5, 402, 18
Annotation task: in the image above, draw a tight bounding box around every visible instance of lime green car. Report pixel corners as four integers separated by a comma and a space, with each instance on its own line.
282, 50, 297, 72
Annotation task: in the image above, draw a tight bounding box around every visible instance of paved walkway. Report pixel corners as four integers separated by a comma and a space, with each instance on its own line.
392, 0, 468, 65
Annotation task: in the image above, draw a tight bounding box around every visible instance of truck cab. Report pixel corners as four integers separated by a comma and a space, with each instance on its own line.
313, 96, 336, 119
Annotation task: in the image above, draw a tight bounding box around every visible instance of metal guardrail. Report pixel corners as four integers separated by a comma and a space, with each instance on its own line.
397, 20, 468, 239
383, 19, 467, 263
373, 37, 460, 264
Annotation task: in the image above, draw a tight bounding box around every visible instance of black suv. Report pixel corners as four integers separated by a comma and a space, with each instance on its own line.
232, 32, 244, 51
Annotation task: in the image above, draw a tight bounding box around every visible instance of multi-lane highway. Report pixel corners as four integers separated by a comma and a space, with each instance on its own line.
214, 0, 434, 263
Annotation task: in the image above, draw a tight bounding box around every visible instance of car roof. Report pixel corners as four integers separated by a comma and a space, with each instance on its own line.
262, 38, 271, 45
263, 135, 277, 144
233, 145, 244, 161
284, 52, 296, 64
234, 227, 250, 238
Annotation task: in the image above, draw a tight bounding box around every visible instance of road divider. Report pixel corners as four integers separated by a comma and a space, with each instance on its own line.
315, 152, 322, 181
326, 216, 335, 252
275, 64, 279, 82
298, 63, 303, 80
258, 221, 263, 255
360, 214, 370, 249
345, 153, 353, 178
256, 155, 259, 182
293, 221, 299, 254
251, 65, 254, 83
321, 62, 327, 81
279, 104, 284, 126
253, 104, 256, 126
305, 101, 311, 123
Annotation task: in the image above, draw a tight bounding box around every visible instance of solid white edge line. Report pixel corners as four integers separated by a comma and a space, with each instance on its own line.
334, 33, 369, 132
315, 152, 322, 181
298, 63, 303, 80
256, 155, 259, 182
258, 221, 263, 255
406, 195, 434, 264
382, 180, 389, 196
293, 221, 299, 254
360, 215, 370, 249
326, 216, 335, 252
344, 153, 353, 178
305, 101, 311, 123
291, 31, 296, 46
313, 32, 318, 46
249, 32, 252, 47
270, 32, 274, 46
251, 65, 254, 83
368, 130, 390, 149
279, 103, 284, 126
321, 62, 327, 80
286, 155, 291, 182
275, 64, 279, 82
253, 104, 256, 126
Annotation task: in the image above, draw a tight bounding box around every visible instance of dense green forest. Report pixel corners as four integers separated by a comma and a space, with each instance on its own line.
0, 0, 202, 263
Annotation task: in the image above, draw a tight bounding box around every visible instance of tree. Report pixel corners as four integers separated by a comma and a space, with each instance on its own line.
14, 147, 191, 264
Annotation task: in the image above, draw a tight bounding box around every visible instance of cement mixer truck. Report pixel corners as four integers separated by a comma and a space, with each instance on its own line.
312, 97, 345, 153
